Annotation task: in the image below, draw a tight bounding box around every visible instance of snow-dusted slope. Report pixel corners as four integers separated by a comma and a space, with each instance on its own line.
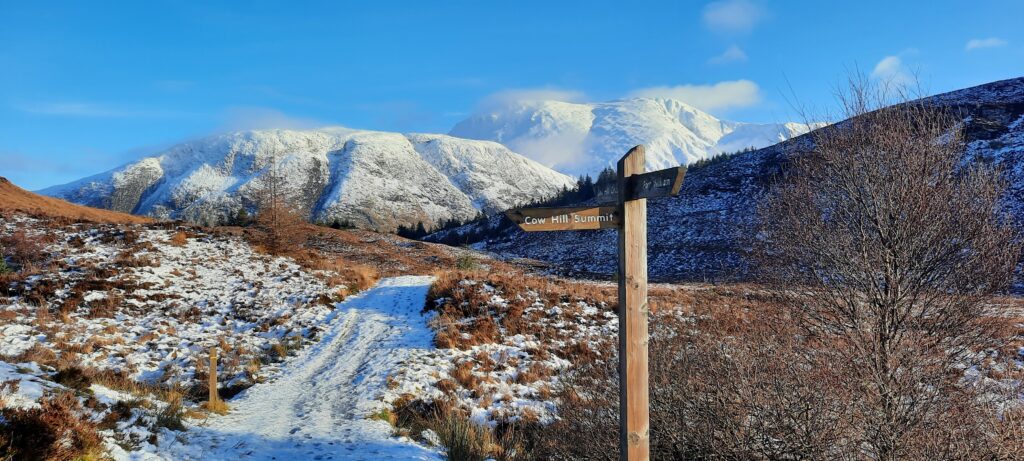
41, 128, 575, 230
449, 98, 818, 175
433, 77, 1024, 282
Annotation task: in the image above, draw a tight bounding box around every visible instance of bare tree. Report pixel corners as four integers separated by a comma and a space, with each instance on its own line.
758, 75, 1021, 460
252, 154, 306, 254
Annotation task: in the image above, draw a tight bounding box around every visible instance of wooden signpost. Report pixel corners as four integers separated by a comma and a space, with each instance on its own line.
506, 145, 685, 461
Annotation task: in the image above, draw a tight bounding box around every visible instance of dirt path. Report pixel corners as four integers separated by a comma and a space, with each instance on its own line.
158, 276, 441, 461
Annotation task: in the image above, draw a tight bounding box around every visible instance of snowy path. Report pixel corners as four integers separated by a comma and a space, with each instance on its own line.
157, 276, 442, 461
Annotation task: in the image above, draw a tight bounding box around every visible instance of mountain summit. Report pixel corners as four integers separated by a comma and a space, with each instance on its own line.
449, 97, 817, 175
41, 128, 575, 230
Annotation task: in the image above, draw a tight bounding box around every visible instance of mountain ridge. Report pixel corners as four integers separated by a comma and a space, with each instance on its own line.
41, 128, 576, 231
449, 97, 819, 175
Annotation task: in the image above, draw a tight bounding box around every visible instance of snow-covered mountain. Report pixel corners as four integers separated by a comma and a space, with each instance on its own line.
449, 98, 818, 175
41, 128, 575, 230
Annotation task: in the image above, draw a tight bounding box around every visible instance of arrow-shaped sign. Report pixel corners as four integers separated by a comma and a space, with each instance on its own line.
505, 206, 620, 232
626, 166, 686, 200
595, 166, 686, 202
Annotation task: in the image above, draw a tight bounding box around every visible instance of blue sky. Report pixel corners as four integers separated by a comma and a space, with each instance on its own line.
2, 0, 1022, 189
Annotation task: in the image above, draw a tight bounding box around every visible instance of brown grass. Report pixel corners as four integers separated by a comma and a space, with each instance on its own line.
451, 361, 479, 390
1, 231, 47, 272
13, 343, 58, 368
386, 400, 523, 461
426, 269, 614, 351
87, 291, 121, 318
0, 310, 18, 322
168, 230, 188, 247
0, 177, 151, 224
437, 379, 458, 395
290, 251, 380, 295
514, 362, 549, 385
0, 391, 106, 461
202, 398, 230, 415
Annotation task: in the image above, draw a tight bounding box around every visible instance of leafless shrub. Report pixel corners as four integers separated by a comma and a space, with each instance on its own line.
531, 348, 618, 461
757, 74, 1022, 459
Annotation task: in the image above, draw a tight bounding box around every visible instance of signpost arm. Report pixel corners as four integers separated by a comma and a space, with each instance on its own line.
617, 145, 649, 460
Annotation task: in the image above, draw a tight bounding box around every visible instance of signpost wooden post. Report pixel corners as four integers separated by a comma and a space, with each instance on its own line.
617, 145, 648, 461
506, 145, 685, 461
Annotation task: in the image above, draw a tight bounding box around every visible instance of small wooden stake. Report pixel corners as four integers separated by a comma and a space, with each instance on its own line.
209, 346, 219, 406
618, 145, 649, 461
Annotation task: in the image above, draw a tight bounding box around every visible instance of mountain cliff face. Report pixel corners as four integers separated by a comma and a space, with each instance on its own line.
449, 97, 818, 176
430, 77, 1024, 282
41, 128, 575, 230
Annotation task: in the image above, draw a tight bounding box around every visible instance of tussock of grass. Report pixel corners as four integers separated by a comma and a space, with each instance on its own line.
168, 230, 188, 247
154, 389, 186, 431
385, 396, 523, 461
202, 398, 229, 415
434, 412, 494, 461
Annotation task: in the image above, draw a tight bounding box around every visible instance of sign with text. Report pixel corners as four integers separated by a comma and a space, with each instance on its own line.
626, 166, 686, 200
506, 146, 683, 461
505, 206, 620, 231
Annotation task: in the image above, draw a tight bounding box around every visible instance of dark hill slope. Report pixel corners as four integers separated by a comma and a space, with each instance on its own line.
427, 77, 1024, 282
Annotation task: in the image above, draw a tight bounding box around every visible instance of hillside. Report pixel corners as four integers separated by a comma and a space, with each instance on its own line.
41, 128, 575, 231
0, 177, 151, 224
449, 97, 818, 175
430, 77, 1024, 282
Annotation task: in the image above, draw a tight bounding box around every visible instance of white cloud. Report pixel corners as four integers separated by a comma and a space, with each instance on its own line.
708, 45, 748, 65
219, 107, 326, 131
871, 55, 913, 86
966, 37, 1007, 51
507, 131, 590, 172
702, 0, 765, 33
627, 80, 762, 112
477, 88, 585, 110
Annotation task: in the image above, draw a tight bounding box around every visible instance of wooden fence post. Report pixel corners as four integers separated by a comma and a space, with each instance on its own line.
209, 346, 219, 406
618, 145, 649, 461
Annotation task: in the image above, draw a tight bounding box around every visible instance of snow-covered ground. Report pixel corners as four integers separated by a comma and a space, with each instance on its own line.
383, 275, 617, 428
0, 215, 338, 391
0, 215, 448, 459
155, 276, 442, 461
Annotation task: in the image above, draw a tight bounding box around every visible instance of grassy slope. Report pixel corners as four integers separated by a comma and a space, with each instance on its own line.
0, 177, 152, 224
